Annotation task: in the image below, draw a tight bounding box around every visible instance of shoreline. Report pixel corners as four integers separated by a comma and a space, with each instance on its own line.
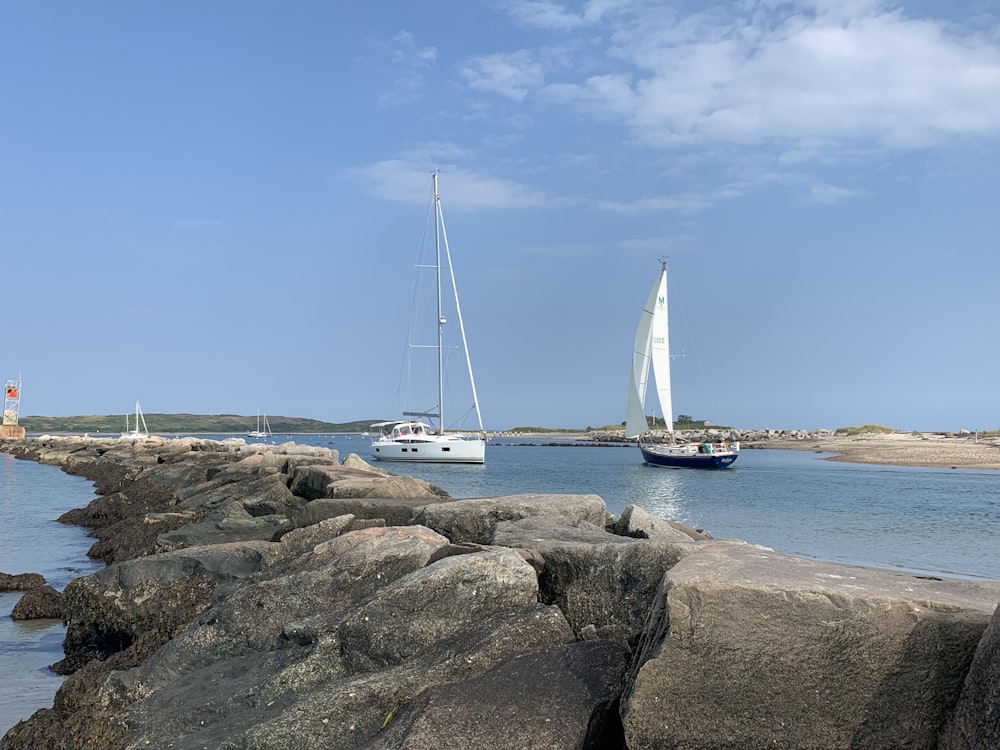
748, 432, 1000, 470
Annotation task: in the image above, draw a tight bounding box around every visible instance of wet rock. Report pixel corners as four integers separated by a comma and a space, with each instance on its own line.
11, 585, 62, 620
612, 503, 712, 542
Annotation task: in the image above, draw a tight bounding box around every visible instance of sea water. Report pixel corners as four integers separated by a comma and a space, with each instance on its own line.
313, 434, 1000, 580
2, 437, 999, 734
0, 453, 103, 733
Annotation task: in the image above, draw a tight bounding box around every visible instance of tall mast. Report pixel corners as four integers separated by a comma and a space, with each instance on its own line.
433, 170, 445, 433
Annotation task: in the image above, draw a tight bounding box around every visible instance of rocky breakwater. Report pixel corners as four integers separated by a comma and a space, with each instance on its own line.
0, 435, 997, 749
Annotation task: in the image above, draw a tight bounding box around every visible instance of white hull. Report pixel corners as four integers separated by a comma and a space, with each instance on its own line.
370, 434, 485, 464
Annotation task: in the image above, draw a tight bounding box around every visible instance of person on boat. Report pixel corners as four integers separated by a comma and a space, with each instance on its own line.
720, 438, 729, 450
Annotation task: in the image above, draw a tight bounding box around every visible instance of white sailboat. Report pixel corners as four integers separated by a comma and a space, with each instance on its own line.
119, 400, 150, 441
625, 262, 738, 468
247, 411, 272, 439
370, 171, 485, 464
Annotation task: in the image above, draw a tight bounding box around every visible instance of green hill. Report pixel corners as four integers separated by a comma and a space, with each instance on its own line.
19, 414, 377, 435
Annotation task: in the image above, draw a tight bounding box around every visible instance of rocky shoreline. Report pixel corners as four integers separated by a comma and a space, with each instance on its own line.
1, 435, 998, 749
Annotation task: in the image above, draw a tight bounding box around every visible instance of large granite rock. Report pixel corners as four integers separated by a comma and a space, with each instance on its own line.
112, 536, 580, 749
490, 515, 700, 648
939, 601, 1000, 749
288, 459, 447, 501
411, 493, 609, 543
622, 544, 1000, 750
59, 541, 271, 671
288, 496, 450, 529
368, 639, 629, 750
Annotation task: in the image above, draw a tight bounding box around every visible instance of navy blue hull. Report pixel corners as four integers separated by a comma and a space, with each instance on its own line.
638, 443, 738, 469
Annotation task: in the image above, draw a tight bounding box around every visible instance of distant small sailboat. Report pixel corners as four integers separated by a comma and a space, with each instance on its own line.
247, 411, 272, 439
119, 401, 149, 440
625, 262, 738, 469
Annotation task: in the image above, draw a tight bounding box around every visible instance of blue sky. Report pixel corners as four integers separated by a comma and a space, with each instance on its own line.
2, 0, 999, 432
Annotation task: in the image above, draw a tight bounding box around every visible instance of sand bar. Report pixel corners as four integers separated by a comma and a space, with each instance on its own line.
752, 432, 1000, 470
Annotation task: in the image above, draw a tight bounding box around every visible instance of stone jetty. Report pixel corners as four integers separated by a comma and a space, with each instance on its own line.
1, 435, 998, 749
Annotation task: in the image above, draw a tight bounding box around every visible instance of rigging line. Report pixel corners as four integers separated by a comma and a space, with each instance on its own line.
671, 275, 722, 425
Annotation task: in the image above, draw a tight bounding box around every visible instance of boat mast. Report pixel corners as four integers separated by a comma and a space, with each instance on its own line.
433, 170, 445, 433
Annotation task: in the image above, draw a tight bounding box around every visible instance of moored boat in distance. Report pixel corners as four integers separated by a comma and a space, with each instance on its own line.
625, 261, 738, 469
119, 400, 150, 440
247, 411, 272, 439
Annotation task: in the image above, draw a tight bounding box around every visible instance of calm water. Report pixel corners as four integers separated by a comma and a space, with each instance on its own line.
2, 436, 999, 734
314, 434, 1000, 581
0, 453, 103, 733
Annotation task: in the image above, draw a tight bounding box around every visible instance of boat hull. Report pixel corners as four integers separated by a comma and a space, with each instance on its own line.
370, 437, 485, 464
638, 442, 738, 469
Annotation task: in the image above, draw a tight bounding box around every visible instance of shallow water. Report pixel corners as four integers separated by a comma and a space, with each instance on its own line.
2, 436, 999, 734
0, 453, 103, 732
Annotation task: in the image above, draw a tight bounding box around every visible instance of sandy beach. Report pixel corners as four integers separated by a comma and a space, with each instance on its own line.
750, 432, 1000, 470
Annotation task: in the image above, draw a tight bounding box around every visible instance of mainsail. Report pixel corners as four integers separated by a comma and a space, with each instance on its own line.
625, 262, 673, 439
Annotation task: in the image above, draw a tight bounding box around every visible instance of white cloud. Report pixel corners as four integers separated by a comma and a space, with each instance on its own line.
346, 159, 547, 210
809, 182, 857, 203
458, 50, 546, 101
501, 0, 634, 30
492, 1, 1000, 154
596, 193, 710, 214
501, 1, 587, 31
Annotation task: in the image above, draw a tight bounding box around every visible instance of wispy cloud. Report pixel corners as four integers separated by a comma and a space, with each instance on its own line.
500, 0, 630, 30
377, 30, 439, 107
458, 49, 547, 101
345, 158, 547, 210
595, 193, 710, 214
809, 183, 859, 203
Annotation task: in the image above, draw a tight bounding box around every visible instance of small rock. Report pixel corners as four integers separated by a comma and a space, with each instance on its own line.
11, 585, 63, 620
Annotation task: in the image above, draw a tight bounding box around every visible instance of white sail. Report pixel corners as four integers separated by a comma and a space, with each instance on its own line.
625, 263, 672, 439
628, 262, 739, 468
649, 266, 673, 437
